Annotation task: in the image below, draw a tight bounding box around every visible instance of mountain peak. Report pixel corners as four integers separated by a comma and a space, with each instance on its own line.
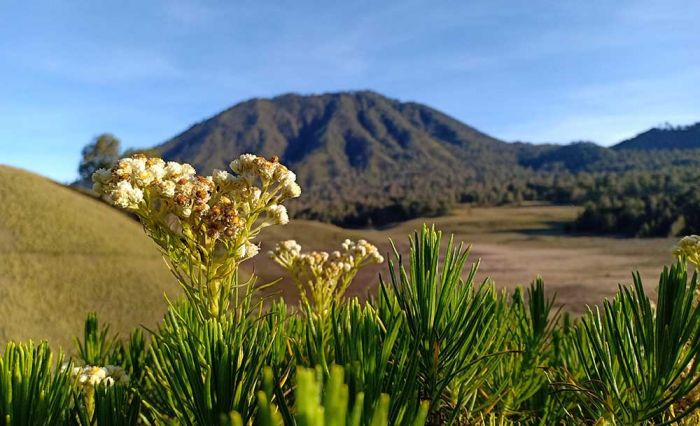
154, 91, 511, 225
156, 91, 506, 174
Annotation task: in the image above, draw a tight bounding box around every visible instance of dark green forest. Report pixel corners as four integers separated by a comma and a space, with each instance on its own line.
289, 148, 700, 236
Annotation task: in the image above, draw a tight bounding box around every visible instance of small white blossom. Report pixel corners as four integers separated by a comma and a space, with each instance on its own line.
270, 238, 383, 315
674, 235, 700, 268
164, 161, 183, 178
229, 154, 257, 175
179, 206, 192, 218
235, 243, 247, 259
282, 181, 302, 199
267, 204, 289, 225
243, 241, 260, 259
71, 365, 128, 389
157, 180, 177, 198
148, 162, 166, 181
110, 181, 143, 209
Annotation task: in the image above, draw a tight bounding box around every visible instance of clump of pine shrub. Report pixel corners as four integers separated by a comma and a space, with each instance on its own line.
3, 153, 700, 425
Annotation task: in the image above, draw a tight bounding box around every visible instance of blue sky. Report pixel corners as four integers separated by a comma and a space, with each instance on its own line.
1, 0, 699, 182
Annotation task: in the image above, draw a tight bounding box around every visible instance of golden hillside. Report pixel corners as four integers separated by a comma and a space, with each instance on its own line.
0, 165, 176, 349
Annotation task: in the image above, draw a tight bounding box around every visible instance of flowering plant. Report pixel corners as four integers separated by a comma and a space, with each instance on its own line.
93, 153, 300, 318
71, 364, 130, 388
675, 235, 700, 269
269, 239, 383, 316
69, 364, 130, 419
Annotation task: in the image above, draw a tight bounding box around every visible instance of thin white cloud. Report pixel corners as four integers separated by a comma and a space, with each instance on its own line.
568, 67, 700, 108
162, 0, 215, 26
42, 45, 184, 84
5, 39, 185, 85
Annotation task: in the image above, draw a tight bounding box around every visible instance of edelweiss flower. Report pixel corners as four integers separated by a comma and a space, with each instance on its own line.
110, 180, 144, 209
674, 235, 700, 268
92, 153, 302, 318
266, 204, 289, 225
282, 181, 302, 199
229, 154, 301, 201
157, 180, 177, 198
71, 365, 129, 389
92, 153, 300, 251
281, 240, 302, 254
270, 238, 383, 315
243, 241, 260, 259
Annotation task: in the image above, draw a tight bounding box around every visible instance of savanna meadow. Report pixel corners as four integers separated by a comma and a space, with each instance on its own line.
3, 2, 700, 425
2, 151, 700, 425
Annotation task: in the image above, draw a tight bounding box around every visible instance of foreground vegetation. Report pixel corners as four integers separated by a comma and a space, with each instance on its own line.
4, 154, 700, 425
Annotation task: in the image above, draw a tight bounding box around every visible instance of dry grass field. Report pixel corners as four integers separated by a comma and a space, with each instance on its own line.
253, 203, 676, 313
0, 166, 677, 347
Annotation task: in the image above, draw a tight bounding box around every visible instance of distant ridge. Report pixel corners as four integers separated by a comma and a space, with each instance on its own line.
614, 122, 700, 150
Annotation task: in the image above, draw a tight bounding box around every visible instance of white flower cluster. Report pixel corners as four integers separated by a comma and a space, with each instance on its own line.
93, 153, 302, 318
341, 238, 385, 264
71, 365, 129, 388
674, 235, 700, 268
92, 154, 301, 257
230, 154, 301, 199
269, 239, 383, 314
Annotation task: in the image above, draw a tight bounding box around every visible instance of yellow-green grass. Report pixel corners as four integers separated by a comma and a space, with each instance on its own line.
0, 165, 176, 349
0, 165, 678, 347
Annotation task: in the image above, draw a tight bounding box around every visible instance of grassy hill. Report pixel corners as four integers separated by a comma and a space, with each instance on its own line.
0, 165, 177, 349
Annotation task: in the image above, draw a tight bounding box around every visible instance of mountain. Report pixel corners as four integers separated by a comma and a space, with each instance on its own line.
0, 165, 176, 348
613, 122, 700, 150
157, 90, 514, 178
156, 91, 528, 226
153, 91, 700, 226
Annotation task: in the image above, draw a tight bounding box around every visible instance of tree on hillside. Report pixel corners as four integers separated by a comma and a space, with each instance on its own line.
78, 134, 121, 181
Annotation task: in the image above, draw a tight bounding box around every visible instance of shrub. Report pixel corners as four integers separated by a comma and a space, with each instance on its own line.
0, 341, 73, 425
